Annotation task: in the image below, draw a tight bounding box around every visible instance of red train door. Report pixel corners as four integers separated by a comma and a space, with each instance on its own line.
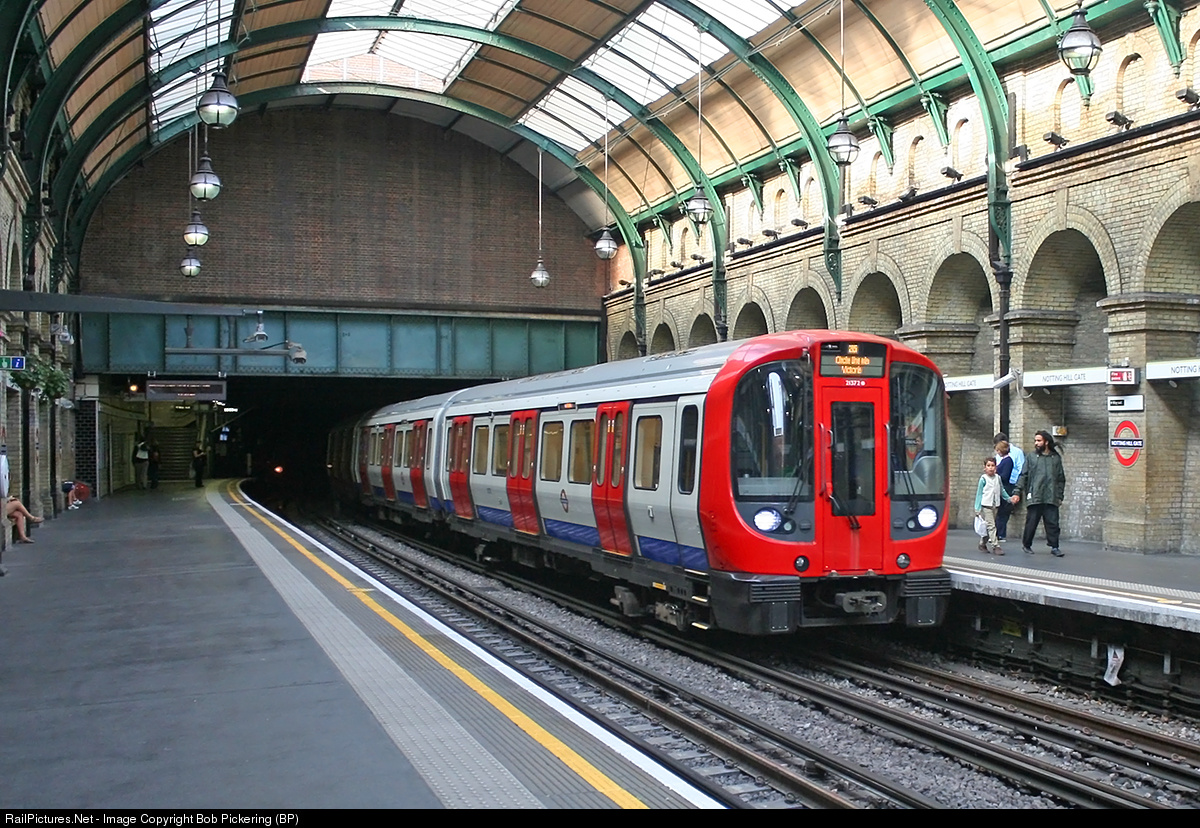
817, 387, 886, 573
448, 416, 474, 519
592, 402, 633, 556
357, 426, 371, 496
506, 410, 540, 534
411, 420, 429, 509
381, 424, 397, 501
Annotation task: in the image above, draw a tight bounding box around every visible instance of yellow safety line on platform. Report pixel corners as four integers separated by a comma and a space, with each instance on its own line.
228, 484, 647, 809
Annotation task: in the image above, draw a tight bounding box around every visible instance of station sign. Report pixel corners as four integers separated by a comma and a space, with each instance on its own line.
0, 356, 26, 371
943, 374, 992, 392
1110, 420, 1143, 467
1146, 359, 1200, 380
1107, 395, 1144, 412
1021, 366, 1108, 388
145, 380, 227, 402
1107, 368, 1137, 385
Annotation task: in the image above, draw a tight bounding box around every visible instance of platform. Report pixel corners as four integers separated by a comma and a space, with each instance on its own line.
944, 529, 1200, 633
0, 482, 718, 809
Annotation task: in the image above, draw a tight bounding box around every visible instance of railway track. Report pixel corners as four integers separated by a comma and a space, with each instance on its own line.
309, 511, 1198, 808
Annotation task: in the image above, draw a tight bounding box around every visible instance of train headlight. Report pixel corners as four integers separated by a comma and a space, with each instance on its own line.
896, 553, 911, 569
753, 508, 783, 532
793, 556, 810, 573
916, 505, 938, 529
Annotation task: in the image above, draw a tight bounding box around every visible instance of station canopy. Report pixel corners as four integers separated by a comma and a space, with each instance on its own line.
9, 0, 1109, 232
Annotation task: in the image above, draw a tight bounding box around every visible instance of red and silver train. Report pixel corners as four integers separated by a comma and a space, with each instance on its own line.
328, 330, 951, 634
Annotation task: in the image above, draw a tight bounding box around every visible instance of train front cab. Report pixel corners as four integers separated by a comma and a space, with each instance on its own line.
706, 337, 951, 634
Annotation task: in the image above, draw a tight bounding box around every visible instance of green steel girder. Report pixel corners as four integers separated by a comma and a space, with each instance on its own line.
1145, 0, 1184, 76
778, 155, 801, 202
920, 91, 952, 148
742, 172, 764, 217
924, 0, 1012, 266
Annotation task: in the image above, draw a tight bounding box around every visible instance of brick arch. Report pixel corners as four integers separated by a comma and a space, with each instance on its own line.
1020, 229, 1106, 309
1142, 202, 1200, 295
688, 314, 718, 348
616, 330, 640, 360
732, 303, 769, 340
730, 284, 777, 333
1014, 203, 1121, 303
785, 286, 830, 331
650, 322, 677, 354
847, 273, 904, 338
916, 232, 992, 321
1131, 176, 1200, 293
846, 251, 910, 325
927, 253, 992, 324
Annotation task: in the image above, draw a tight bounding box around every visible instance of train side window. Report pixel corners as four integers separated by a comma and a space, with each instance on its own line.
458, 424, 471, 474
472, 425, 489, 475
402, 430, 414, 468
493, 424, 511, 476
445, 427, 454, 471
678, 405, 699, 494
568, 420, 594, 484
521, 419, 535, 479
595, 414, 610, 486
634, 416, 662, 490
541, 421, 564, 481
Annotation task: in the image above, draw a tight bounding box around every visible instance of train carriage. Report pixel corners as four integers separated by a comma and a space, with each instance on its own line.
329, 331, 951, 634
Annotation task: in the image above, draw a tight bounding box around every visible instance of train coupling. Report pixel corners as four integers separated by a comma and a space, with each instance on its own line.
835, 590, 888, 615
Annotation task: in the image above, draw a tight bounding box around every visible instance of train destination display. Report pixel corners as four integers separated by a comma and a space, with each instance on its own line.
819, 341, 887, 378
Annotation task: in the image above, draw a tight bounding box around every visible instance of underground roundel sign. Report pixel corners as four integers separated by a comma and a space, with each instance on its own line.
1109, 420, 1143, 467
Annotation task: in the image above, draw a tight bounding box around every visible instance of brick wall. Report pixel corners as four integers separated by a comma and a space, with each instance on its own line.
81, 109, 603, 314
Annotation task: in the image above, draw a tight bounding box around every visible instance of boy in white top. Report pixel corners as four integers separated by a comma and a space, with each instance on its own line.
974, 457, 1004, 555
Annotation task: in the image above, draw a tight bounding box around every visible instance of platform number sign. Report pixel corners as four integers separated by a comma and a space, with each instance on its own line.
0, 356, 25, 371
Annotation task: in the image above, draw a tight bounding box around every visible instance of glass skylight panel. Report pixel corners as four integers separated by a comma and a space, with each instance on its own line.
308, 0, 518, 92
522, 76, 634, 148
690, 0, 784, 39
584, 4, 726, 107
519, 109, 591, 153
147, 0, 235, 132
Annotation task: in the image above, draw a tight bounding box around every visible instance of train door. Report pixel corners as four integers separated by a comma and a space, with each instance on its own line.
625, 402, 679, 564
817, 387, 886, 572
357, 426, 371, 496
592, 402, 634, 556
448, 416, 474, 519
381, 424, 397, 502
670, 397, 707, 570
506, 410, 540, 534
411, 420, 429, 509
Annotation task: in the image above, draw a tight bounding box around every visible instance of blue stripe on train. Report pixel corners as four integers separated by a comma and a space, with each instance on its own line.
544, 518, 601, 548
637, 535, 709, 570
477, 505, 514, 528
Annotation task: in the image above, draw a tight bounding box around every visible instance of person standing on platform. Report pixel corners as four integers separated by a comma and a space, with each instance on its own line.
974, 457, 1004, 555
1012, 430, 1066, 557
148, 443, 161, 489
132, 437, 150, 489
993, 440, 1017, 542
192, 443, 206, 489
994, 431, 1024, 488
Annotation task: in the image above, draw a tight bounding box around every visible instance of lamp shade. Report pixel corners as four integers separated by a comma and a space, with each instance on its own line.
1058, 5, 1102, 76
827, 117, 859, 166
594, 229, 618, 260
684, 187, 712, 224
180, 249, 201, 278
183, 209, 209, 246
196, 71, 239, 127
189, 153, 222, 201
530, 258, 550, 288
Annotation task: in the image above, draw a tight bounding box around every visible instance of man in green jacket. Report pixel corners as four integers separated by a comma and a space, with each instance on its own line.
1011, 430, 1067, 557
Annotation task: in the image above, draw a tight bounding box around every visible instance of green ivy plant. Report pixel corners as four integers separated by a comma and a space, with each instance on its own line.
9, 357, 70, 400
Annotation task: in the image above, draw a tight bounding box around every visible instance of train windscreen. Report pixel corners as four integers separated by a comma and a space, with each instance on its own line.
889, 362, 947, 499
730, 360, 814, 500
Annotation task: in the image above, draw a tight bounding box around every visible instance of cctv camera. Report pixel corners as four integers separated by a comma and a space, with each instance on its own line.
289, 347, 307, 365
992, 371, 1017, 390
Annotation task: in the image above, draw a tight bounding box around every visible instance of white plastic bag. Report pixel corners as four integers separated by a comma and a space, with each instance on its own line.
973, 514, 988, 537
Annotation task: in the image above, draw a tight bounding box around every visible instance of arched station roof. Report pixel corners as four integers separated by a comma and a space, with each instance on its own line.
2, 1, 1136, 263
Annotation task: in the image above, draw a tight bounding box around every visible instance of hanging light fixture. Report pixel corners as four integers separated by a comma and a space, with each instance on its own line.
197, 71, 239, 128
686, 29, 712, 225
530, 148, 550, 288
595, 100, 619, 261
827, 0, 859, 167
184, 209, 209, 246
1058, 1, 1102, 78
190, 151, 221, 201
180, 248, 201, 278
